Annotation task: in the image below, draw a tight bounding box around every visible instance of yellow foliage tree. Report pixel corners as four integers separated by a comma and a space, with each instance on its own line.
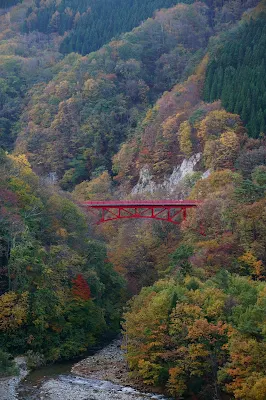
0, 292, 28, 331
203, 129, 240, 170
198, 110, 241, 142
191, 169, 242, 200
238, 252, 265, 279
73, 171, 112, 201
224, 335, 266, 400
178, 120, 193, 156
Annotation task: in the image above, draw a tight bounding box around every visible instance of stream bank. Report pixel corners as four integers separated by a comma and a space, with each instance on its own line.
38, 376, 168, 400
15, 339, 170, 400
72, 339, 166, 395
72, 339, 131, 386
0, 357, 28, 400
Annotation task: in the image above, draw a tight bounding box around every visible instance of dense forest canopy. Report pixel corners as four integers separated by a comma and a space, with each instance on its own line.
0, 0, 22, 8
0, 151, 125, 360
0, 58, 26, 151
0, 1, 266, 399
24, 0, 182, 54
17, 1, 214, 188
23, 0, 260, 56
124, 273, 266, 400
204, 16, 266, 138
0, 0, 262, 186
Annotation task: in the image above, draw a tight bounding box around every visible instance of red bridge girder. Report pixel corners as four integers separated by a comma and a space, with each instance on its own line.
81, 200, 199, 225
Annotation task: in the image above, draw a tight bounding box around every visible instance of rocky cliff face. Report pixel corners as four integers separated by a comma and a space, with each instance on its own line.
131, 153, 202, 196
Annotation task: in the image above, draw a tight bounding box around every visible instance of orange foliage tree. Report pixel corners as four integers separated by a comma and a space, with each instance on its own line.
72, 274, 91, 301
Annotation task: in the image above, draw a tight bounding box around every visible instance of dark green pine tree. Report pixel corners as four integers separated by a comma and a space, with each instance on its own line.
21, 0, 205, 56
0, 0, 22, 8
204, 16, 266, 138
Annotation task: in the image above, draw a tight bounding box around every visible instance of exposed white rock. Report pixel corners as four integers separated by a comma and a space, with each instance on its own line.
38, 340, 169, 400
168, 153, 201, 189
202, 169, 211, 179
132, 153, 201, 195
40, 377, 169, 400
0, 357, 28, 400
131, 166, 158, 195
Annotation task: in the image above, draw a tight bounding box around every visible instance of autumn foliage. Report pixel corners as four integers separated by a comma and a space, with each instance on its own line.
123, 274, 266, 400
0, 0, 266, 391
0, 153, 124, 362
72, 274, 91, 301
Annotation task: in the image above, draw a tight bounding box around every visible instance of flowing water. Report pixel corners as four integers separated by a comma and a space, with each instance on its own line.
17, 361, 73, 399
17, 356, 170, 400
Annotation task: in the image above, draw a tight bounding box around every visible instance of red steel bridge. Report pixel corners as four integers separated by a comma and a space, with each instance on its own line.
81, 200, 199, 225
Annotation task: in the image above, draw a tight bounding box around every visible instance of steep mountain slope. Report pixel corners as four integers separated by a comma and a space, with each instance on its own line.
17, 2, 214, 187
120, 122, 266, 398
0, 150, 125, 360
109, 4, 266, 194
108, 5, 266, 399
124, 273, 266, 400
23, 0, 259, 56
15, 0, 262, 188
0, 0, 62, 151
24, 0, 180, 54
0, 2, 266, 397
204, 14, 266, 137
0, 0, 22, 7
111, 57, 250, 194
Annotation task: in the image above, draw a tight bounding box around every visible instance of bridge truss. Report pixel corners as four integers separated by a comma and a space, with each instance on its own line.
81, 200, 199, 225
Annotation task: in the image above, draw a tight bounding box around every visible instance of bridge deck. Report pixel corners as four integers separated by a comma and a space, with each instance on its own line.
81, 200, 201, 228
81, 200, 198, 208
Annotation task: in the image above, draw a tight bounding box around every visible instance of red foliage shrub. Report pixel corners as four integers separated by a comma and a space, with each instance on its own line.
72, 274, 91, 301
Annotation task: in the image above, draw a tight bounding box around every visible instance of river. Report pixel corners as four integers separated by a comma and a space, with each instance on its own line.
16, 340, 170, 400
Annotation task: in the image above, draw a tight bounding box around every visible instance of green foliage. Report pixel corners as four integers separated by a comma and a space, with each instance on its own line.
234, 179, 265, 203
0, 154, 125, 361
0, 59, 26, 151
23, 0, 257, 56
204, 16, 266, 138
189, 108, 206, 126
235, 146, 266, 177
23, 0, 197, 55
170, 244, 194, 275
0, 349, 18, 377
26, 350, 45, 369
0, 0, 22, 7
182, 172, 202, 190
18, 2, 213, 186
178, 121, 193, 156
235, 163, 266, 203
252, 165, 266, 186
123, 273, 266, 399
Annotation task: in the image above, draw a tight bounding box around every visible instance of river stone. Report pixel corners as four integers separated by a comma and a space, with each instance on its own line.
39, 378, 168, 400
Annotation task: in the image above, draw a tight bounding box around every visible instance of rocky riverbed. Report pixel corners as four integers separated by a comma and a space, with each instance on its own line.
38, 340, 169, 400
39, 376, 167, 400
0, 357, 28, 400
72, 339, 130, 385
13, 339, 170, 400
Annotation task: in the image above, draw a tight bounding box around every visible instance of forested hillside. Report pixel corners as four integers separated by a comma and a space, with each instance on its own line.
0, 0, 62, 152
0, 0, 266, 399
17, 2, 213, 187
24, 0, 179, 54
12, 0, 262, 189
0, 0, 22, 8
121, 148, 266, 399
204, 16, 266, 137
124, 273, 266, 400
0, 151, 125, 362
22, 0, 258, 56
